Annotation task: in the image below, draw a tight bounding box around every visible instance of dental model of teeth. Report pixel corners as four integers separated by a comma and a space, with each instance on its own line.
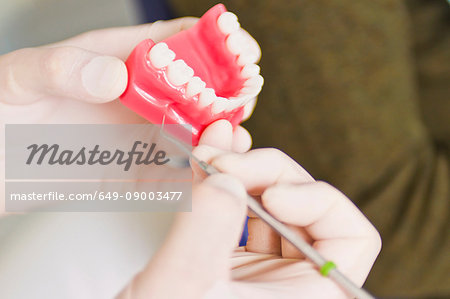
120, 4, 263, 145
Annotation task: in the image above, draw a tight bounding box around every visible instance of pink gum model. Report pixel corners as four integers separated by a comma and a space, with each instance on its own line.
120, 4, 263, 145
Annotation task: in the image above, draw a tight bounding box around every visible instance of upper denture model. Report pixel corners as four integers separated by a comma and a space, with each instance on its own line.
120, 4, 263, 145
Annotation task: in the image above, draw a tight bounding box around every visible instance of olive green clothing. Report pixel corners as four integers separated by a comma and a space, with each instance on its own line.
170, 0, 449, 297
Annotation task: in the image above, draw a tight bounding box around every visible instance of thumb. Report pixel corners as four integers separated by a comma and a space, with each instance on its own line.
0, 46, 127, 104
126, 174, 247, 299
198, 119, 234, 151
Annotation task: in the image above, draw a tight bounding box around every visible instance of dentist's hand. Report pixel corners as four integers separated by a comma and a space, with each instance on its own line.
0, 18, 199, 216
118, 145, 381, 299
0, 21, 252, 215
0, 18, 199, 125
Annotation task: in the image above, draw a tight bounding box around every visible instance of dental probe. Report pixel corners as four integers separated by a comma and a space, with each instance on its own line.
159, 119, 375, 299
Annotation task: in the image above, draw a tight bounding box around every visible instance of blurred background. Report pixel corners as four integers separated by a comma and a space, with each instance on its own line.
1, 0, 449, 298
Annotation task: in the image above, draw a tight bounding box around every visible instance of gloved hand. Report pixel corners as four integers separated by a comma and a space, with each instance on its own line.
0, 18, 199, 123
0, 20, 252, 215
118, 122, 381, 299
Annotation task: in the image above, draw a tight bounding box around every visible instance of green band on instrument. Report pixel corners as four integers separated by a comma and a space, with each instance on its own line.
320, 261, 336, 276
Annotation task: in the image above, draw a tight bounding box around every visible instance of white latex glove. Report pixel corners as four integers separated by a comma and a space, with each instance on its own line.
117, 123, 381, 299
0, 20, 253, 215
0, 18, 199, 120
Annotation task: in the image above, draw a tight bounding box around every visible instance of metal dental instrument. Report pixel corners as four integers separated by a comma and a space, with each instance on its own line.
159, 117, 375, 299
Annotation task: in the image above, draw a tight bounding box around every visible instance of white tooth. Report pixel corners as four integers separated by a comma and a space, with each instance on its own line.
240, 86, 262, 97
241, 64, 260, 78
217, 12, 240, 35
186, 76, 206, 98
244, 75, 264, 89
241, 30, 262, 62
226, 31, 247, 55
225, 97, 247, 111
237, 51, 260, 66
167, 60, 194, 86
198, 88, 216, 108
243, 97, 257, 120
240, 75, 263, 98
211, 97, 229, 114
149, 43, 175, 69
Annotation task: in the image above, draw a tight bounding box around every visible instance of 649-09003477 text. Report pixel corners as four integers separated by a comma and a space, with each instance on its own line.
9, 191, 184, 201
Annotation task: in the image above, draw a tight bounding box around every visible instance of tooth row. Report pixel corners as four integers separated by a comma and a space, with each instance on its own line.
147, 41, 263, 115
218, 11, 261, 68
149, 42, 196, 88
198, 73, 263, 113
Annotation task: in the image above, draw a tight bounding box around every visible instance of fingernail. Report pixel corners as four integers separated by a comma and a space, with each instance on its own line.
204, 173, 247, 200
81, 56, 127, 101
